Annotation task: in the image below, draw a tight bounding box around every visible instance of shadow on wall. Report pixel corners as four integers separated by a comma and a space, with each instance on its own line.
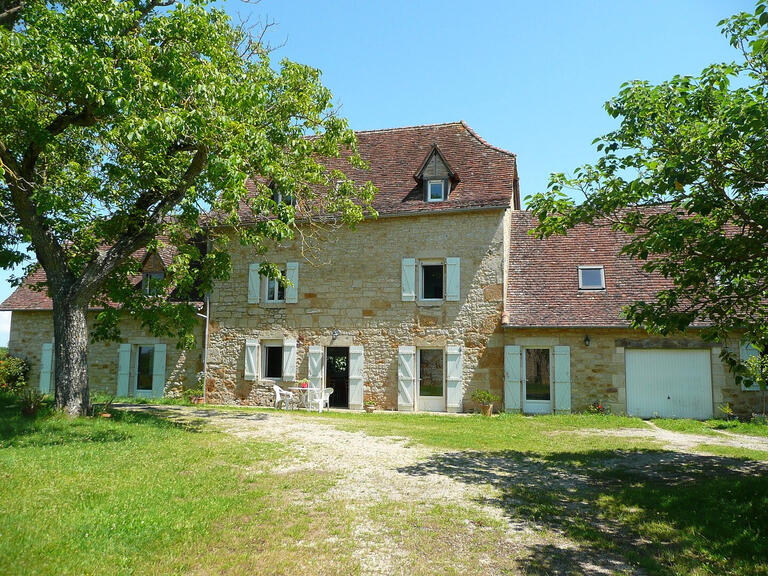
398, 448, 768, 575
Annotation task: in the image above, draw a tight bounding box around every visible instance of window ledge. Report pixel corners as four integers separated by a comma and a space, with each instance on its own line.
417, 300, 444, 307
260, 302, 286, 308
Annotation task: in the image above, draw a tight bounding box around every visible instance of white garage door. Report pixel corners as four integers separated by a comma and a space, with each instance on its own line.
626, 349, 713, 419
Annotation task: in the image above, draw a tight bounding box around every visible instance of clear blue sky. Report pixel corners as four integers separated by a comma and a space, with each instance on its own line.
0, 0, 754, 346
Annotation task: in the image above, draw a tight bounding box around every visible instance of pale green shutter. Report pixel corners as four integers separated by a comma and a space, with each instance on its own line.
553, 346, 571, 413
308, 346, 324, 389
445, 346, 463, 412
504, 345, 521, 412
282, 338, 297, 381
401, 258, 415, 301
445, 258, 460, 301
244, 339, 259, 380
151, 343, 167, 398
248, 263, 260, 304
348, 345, 364, 410
39, 342, 53, 394
117, 343, 131, 396
397, 346, 415, 411
285, 262, 299, 303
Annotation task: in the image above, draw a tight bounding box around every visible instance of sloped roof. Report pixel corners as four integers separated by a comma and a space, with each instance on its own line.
239, 121, 519, 221
0, 244, 190, 311
503, 211, 675, 327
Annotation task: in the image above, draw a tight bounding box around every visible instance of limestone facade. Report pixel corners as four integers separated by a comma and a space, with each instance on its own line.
205, 208, 510, 411
7, 310, 203, 396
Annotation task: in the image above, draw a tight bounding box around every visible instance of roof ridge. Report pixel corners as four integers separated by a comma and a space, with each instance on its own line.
459, 120, 517, 159
353, 121, 462, 135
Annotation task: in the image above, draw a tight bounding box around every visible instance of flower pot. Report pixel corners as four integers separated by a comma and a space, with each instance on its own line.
480, 403, 493, 417
100, 412, 112, 418
191, 396, 204, 405
364, 405, 375, 413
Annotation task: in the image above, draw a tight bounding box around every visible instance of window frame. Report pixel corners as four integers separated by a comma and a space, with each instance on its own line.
419, 260, 445, 302
261, 340, 284, 380
263, 267, 286, 303
427, 180, 446, 202
133, 345, 155, 394
142, 272, 164, 295
578, 266, 606, 290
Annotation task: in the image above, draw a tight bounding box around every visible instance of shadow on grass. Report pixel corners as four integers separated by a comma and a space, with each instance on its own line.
399, 449, 768, 575
0, 397, 255, 448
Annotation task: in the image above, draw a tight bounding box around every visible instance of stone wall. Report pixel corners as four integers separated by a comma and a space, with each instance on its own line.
503, 327, 762, 417
206, 208, 510, 411
7, 310, 203, 395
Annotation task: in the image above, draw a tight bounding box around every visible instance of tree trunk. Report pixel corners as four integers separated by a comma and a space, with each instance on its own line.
52, 298, 90, 416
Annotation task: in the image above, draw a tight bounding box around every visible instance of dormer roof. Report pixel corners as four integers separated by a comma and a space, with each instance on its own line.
414, 144, 460, 184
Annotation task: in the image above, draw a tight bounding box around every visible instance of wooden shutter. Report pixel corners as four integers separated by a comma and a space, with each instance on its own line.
248, 263, 260, 304
397, 345, 415, 411
401, 258, 415, 301
553, 346, 571, 413
504, 345, 521, 412
117, 343, 131, 396
282, 338, 297, 381
308, 346, 324, 389
445, 346, 463, 411
244, 339, 259, 380
39, 342, 54, 394
741, 340, 760, 390
285, 261, 299, 303
445, 257, 460, 301
151, 343, 167, 398
348, 345, 364, 409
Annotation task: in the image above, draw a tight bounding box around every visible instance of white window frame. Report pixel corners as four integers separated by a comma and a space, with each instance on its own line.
261, 340, 284, 381
142, 272, 164, 295
263, 267, 286, 303
578, 266, 605, 290
419, 260, 445, 302
427, 180, 446, 202
133, 344, 155, 396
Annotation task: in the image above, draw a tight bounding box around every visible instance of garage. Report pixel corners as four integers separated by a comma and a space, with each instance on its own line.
625, 349, 713, 419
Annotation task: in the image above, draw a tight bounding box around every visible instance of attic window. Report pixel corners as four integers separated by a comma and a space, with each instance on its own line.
428, 180, 446, 202
142, 272, 164, 295
578, 266, 605, 290
271, 187, 296, 207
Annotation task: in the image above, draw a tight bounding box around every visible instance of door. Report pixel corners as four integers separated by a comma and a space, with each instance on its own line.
418, 349, 445, 412
134, 345, 154, 398
523, 348, 552, 414
626, 349, 712, 419
326, 347, 349, 408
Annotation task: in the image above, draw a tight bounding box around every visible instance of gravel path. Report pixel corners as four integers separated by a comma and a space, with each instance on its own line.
126, 405, 768, 575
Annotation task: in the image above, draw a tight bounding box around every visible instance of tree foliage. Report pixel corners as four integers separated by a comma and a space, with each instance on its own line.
0, 0, 375, 414
527, 2, 768, 362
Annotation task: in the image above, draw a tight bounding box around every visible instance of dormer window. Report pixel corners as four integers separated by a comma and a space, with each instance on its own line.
271, 186, 296, 207
142, 272, 164, 295
428, 180, 446, 202
578, 266, 605, 290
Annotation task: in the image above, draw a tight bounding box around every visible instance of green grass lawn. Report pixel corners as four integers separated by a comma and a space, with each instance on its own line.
1, 397, 767, 576
652, 417, 768, 438
0, 396, 356, 576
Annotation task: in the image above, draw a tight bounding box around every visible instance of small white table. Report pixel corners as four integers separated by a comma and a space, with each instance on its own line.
288, 387, 312, 409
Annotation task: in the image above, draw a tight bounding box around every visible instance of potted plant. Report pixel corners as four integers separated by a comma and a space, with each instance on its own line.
471, 389, 499, 417
19, 388, 44, 418
363, 400, 376, 413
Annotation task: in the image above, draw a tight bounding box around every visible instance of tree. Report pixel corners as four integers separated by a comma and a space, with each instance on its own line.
527, 1, 768, 366
0, 0, 375, 416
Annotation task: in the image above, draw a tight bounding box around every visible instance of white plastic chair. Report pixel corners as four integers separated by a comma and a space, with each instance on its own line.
308, 388, 333, 413
273, 385, 297, 410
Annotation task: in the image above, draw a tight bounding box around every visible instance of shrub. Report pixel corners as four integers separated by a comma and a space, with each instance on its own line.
471, 389, 500, 406
19, 388, 45, 417
587, 401, 606, 415
0, 354, 30, 394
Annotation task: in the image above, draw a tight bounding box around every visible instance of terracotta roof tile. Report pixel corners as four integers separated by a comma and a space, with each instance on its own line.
238, 121, 518, 221
504, 212, 676, 327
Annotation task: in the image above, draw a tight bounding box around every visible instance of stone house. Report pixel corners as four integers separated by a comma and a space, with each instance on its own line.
1, 121, 763, 418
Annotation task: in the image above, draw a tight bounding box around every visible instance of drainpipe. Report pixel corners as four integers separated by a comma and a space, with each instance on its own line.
197, 293, 210, 404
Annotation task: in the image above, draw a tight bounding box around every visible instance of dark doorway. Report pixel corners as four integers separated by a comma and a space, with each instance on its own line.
326, 347, 349, 408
